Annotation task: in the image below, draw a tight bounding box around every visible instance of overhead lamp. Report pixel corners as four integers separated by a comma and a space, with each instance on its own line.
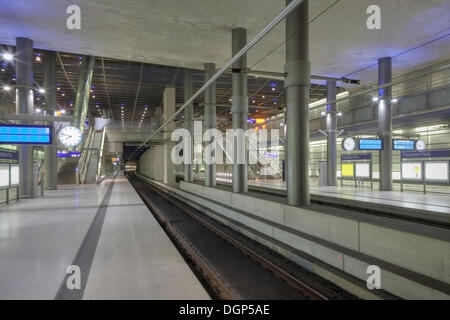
1, 69, 5, 72
38, 88, 45, 94
2, 53, 13, 61
3, 85, 11, 91
338, 112, 342, 117
372, 97, 379, 102
35, 108, 41, 113
321, 111, 326, 116
391, 98, 398, 103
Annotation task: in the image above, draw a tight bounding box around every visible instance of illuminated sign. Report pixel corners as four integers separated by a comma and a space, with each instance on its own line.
69, 151, 81, 158
0, 124, 52, 145
359, 139, 383, 150
255, 118, 266, 124
401, 162, 422, 180
425, 161, 449, 182
57, 150, 69, 158
393, 140, 415, 151
341, 163, 355, 177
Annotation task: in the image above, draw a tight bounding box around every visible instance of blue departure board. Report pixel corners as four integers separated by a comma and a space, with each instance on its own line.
0, 124, 53, 145
393, 140, 415, 151
359, 139, 383, 150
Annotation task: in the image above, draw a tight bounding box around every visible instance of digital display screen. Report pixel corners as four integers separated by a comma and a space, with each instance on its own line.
69, 151, 81, 158
341, 163, 355, 177
393, 140, 415, 151
57, 150, 69, 158
425, 162, 449, 182
402, 162, 422, 180
359, 139, 383, 150
0, 125, 52, 145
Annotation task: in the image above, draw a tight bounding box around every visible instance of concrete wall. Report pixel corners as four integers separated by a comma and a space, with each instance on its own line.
138, 145, 164, 180
138, 174, 450, 299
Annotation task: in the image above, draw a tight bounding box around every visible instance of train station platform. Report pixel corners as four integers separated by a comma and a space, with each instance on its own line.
246, 179, 450, 226
0, 173, 209, 300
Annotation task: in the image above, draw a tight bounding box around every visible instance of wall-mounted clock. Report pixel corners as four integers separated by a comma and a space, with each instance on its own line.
58, 126, 82, 148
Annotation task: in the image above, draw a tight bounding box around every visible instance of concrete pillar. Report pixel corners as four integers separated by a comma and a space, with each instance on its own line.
15, 37, 34, 198
163, 86, 176, 185
204, 63, 216, 187
285, 0, 310, 206
72, 55, 95, 133
326, 80, 337, 186
184, 69, 194, 182
44, 51, 58, 190
378, 57, 393, 191
152, 107, 162, 131
231, 28, 248, 193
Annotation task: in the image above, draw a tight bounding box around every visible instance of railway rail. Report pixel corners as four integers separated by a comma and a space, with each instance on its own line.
128, 173, 357, 300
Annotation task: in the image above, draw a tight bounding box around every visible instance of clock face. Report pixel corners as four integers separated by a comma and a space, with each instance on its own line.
58, 126, 82, 148
416, 139, 426, 151
342, 137, 356, 152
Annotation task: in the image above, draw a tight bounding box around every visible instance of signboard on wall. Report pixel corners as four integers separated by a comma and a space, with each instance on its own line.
401, 149, 450, 159
341, 163, 355, 177
425, 161, 449, 182
341, 154, 372, 161
0, 124, 53, 145
355, 163, 371, 178
401, 162, 422, 180
0, 149, 19, 161
0, 164, 9, 188
10, 165, 19, 186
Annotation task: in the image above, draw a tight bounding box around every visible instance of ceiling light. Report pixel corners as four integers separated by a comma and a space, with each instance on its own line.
2, 53, 13, 61
321, 111, 326, 116
3, 85, 11, 91
35, 56, 42, 62
391, 98, 398, 103
35, 108, 41, 113
372, 97, 379, 102
57, 87, 60, 91
38, 88, 45, 94
1, 69, 5, 72
338, 112, 342, 116
271, 88, 275, 91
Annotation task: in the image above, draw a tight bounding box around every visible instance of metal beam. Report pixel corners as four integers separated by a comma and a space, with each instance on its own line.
2, 114, 73, 122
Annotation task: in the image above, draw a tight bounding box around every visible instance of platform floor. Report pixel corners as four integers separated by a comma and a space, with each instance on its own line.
247, 179, 450, 215
0, 173, 209, 300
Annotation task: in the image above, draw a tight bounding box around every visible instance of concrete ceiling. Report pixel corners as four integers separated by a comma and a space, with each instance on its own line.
0, 0, 449, 84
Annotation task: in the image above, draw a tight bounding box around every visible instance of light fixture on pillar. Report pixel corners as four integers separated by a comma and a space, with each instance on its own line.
391, 98, 398, 103
321, 111, 326, 116
338, 112, 342, 117
372, 96, 380, 102
38, 88, 45, 94
2, 53, 14, 61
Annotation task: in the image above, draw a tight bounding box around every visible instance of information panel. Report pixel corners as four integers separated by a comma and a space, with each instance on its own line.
401, 162, 422, 180
0, 164, 9, 188
0, 124, 52, 145
341, 163, 355, 177
393, 140, 415, 151
359, 139, 383, 150
355, 163, 371, 178
10, 164, 19, 186
425, 161, 449, 182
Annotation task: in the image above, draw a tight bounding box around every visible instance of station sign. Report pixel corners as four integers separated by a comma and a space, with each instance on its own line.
341, 154, 372, 161
401, 149, 450, 159
0, 149, 19, 161
0, 124, 53, 145
57, 151, 81, 158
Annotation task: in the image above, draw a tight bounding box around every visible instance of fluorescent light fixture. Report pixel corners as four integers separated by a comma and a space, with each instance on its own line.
2, 53, 13, 61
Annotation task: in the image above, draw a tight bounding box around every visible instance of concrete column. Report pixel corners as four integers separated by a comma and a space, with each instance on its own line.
44, 51, 58, 190
15, 37, 34, 198
231, 28, 248, 193
184, 69, 194, 182
326, 80, 337, 186
378, 57, 393, 191
163, 86, 176, 185
72, 55, 95, 133
204, 63, 216, 187
152, 107, 162, 131
285, 0, 310, 206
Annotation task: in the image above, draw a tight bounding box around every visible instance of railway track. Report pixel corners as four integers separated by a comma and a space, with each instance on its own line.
128, 173, 357, 300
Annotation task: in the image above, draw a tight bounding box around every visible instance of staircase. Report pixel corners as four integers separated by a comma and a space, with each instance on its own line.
57, 158, 78, 184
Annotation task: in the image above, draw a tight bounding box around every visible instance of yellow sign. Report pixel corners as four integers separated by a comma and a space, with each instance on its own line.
342, 163, 354, 177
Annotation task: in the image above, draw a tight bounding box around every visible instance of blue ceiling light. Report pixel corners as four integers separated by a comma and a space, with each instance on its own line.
270, 82, 277, 88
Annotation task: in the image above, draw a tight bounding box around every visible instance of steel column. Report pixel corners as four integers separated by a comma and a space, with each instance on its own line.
44, 51, 58, 190
231, 28, 248, 193
72, 55, 95, 133
326, 80, 337, 186
204, 63, 216, 187
15, 37, 34, 198
378, 57, 393, 191
285, 0, 310, 206
184, 69, 194, 182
